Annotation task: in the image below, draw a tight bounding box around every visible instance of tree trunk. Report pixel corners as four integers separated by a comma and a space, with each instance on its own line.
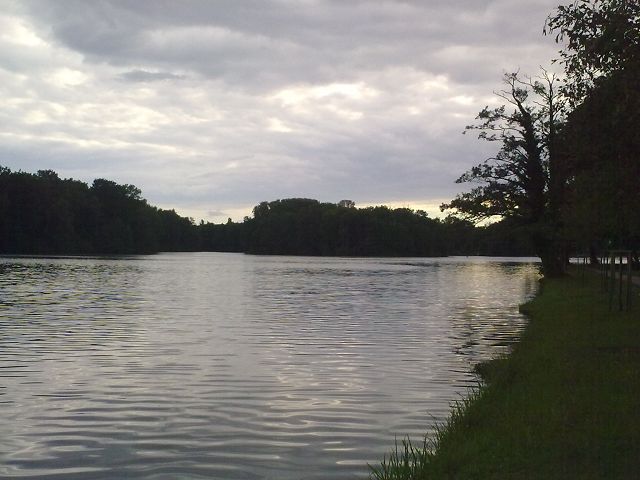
539, 250, 566, 278
532, 229, 567, 278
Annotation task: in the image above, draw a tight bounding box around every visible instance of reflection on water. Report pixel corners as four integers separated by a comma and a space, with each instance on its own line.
0, 254, 539, 479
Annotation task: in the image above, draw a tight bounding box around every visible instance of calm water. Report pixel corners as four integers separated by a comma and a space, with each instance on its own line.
0, 253, 539, 479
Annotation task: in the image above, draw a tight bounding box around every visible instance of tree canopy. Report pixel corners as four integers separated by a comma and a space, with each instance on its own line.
545, 0, 640, 104
0, 167, 198, 255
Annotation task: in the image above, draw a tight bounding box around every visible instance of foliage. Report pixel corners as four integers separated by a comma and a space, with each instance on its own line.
369, 437, 432, 480
0, 167, 198, 254
244, 198, 450, 256
545, 0, 640, 104
0, 167, 535, 257
560, 59, 640, 256
545, 0, 640, 258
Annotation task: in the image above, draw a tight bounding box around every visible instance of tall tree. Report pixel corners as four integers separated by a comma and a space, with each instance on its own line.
546, 0, 640, 260
442, 71, 568, 276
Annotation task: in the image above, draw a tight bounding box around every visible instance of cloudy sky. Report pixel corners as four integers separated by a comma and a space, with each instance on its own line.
1, 0, 563, 222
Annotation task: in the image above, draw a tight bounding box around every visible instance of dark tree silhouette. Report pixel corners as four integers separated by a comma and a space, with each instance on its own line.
442, 71, 568, 277
560, 53, 640, 260
546, 0, 640, 263
0, 168, 198, 255
0, 167, 535, 257
545, 0, 640, 105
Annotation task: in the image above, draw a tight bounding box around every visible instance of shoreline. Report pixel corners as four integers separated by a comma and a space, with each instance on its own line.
371, 269, 640, 479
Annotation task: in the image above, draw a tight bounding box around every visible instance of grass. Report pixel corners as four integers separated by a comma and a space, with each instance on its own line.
370, 391, 482, 480
370, 270, 640, 479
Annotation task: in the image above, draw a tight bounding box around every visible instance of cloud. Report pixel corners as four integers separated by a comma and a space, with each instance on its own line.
15, 0, 559, 89
118, 69, 186, 82
207, 210, 229, 218
1, 0, 563, 222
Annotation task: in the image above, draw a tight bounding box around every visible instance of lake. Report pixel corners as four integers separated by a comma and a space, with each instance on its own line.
0, 253, 540, 479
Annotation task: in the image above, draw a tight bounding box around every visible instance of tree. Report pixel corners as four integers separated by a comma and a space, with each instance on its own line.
544, 0, 640, 105
546, 0, 640, 262
560, 52, 640, 259
338, 199, 356, 209
442, 71, 568, 277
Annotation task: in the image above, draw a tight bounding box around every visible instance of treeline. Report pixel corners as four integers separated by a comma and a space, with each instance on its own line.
202, 198, 534, 257
0, 168, 197, 254
0, 167, 533, 257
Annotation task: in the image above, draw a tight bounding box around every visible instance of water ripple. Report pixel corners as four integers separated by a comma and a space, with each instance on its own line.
0, 254, 539, 479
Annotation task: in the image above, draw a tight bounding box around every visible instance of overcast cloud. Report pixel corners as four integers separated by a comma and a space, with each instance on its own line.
0, 0, 562, 222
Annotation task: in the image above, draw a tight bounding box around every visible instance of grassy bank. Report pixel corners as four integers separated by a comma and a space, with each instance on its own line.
371, 271, 640, 479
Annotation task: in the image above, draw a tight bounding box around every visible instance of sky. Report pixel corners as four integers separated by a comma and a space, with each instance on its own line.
0, 0, 563, 223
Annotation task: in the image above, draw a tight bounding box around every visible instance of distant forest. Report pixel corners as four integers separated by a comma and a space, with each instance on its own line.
0, 167, 534, 257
